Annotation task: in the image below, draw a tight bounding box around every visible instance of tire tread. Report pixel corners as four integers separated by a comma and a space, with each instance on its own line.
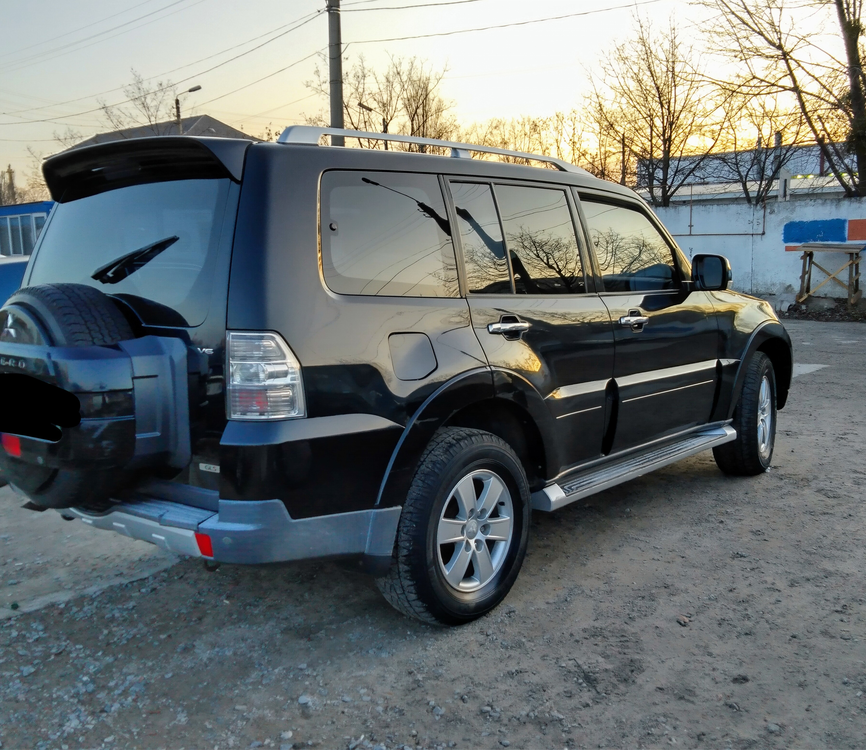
376, 427, 523, 625
11, 283, 132, 346
713, 352, 774, 476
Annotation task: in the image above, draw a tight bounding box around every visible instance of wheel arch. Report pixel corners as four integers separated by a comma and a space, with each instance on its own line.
726, 321, 793, 418
443, 397, 548, 490
757, 335, 792, 410
375, 367, 557, 509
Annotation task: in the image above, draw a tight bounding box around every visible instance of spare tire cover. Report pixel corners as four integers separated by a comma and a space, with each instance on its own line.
0, 283, 134, 509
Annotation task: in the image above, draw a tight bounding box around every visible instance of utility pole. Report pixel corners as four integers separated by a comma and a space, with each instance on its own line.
327, 0, 345, 146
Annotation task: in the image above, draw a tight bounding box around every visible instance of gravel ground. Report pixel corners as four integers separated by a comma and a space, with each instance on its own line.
0, 319, 864, 750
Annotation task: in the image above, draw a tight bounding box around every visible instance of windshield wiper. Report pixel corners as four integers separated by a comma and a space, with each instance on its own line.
91, 235, 179, 285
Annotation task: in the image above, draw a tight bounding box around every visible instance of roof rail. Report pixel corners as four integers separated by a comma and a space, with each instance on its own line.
277, 126, 590, 175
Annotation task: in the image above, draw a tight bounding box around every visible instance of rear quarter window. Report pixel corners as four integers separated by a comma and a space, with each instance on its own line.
320, 171, 459, 297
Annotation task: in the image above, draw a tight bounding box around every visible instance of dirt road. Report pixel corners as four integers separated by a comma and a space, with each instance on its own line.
0, 319, 863, 750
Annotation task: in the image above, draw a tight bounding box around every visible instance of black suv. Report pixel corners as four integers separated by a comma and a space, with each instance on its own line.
0, 127, 792, 625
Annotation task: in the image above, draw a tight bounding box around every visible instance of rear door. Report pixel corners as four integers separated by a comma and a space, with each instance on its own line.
447, 179, 615, 473
576, 192, 720, 453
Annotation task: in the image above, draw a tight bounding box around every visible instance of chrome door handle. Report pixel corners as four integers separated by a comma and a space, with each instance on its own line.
618, 315, 648, 326
619, 310, 648, 331
487, 321, 531, 335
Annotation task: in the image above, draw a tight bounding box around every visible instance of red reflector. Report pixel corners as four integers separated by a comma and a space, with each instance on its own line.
194, 533, 214, 558
1, 434, 21, 458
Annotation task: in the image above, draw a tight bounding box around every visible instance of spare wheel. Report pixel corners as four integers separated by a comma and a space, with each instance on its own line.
0, 283, 135, 509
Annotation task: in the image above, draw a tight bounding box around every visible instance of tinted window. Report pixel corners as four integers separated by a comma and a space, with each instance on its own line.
581, 200, 678, 292
495, 185, 585, 295
450, 182, 512, 294
321, 171, 458, 297
29, 178, 235, 326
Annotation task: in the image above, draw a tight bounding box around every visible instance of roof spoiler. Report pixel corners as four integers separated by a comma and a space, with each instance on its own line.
43, 136, 251, 203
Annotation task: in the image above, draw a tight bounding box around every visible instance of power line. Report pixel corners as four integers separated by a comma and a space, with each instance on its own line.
0, 9, 322, 118
249, 92, 320, 118
0, 14, 323, 125
344, 0, 486, 11
349, 0, 668, 45
0, 0, 199, 73
0, 0, 168, 62
195, 49, 325, 108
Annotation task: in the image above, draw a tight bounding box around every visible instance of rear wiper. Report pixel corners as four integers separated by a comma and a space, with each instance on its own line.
91, 235, 179, 284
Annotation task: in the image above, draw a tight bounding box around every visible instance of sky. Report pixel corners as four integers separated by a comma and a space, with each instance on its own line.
0, 0, 710, 184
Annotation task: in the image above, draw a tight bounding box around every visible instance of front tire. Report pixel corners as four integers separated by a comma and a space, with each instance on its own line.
376, 427, 530, 626
714, 352, 776, 476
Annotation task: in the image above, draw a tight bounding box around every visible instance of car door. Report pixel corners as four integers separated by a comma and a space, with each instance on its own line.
447, 179, 615, 473
576, 191, 721, 453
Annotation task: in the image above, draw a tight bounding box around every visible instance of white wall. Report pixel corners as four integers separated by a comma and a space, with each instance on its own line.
654, 198, 866, 299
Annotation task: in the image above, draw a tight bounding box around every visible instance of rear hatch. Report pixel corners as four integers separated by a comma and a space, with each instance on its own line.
2, 137, 248, 496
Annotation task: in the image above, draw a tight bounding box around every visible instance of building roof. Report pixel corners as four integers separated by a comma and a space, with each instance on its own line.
69, 114, 255, 150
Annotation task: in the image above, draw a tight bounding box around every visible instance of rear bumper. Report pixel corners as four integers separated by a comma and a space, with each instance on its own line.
63, 492, 401, 567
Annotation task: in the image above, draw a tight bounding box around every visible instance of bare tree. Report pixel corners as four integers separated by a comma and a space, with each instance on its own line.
304, 55, 458, 149
460, 116, 552, 162
709, 94, 808, 202
0, 152, 50, 205
702, 0, 866, 197
98, 69, 178, 136
589, 17, 725, 206
52, 127, 85, 150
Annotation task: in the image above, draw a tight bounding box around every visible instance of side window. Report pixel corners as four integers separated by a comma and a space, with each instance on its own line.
580, 199, 679, 293
320, 171, 458, 297
450, 182, 512, 294
495, 185, 585, 295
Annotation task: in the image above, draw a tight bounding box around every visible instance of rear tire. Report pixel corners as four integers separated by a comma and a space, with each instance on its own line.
376, 427, 530, 626
713, 352, 776, 476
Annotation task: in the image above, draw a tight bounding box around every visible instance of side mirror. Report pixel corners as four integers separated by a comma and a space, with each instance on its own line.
692, 254, 731, 291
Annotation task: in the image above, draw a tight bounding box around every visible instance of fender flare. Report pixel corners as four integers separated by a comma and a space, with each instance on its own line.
718, 321, 793, 420
490, 368, 561, 477
375, 367, 560, 510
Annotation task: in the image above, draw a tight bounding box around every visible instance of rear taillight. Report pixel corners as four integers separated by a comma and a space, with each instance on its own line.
1, 434, 21, 457
226, 332, 305, 420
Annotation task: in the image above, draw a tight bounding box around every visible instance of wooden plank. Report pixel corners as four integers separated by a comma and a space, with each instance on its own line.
798, 252, 810, 302
798, 242, 866, 253
809, 259, 854, 292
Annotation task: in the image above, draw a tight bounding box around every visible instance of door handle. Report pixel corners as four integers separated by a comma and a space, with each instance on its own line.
487, 321, 531, 335
619, 310, 648, 331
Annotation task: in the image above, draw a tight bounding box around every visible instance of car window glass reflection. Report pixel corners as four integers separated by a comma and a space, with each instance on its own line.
321, 171, 458, 298
450, 182, 512, 294
581, 200, 677, 292
494, 185, 584, 295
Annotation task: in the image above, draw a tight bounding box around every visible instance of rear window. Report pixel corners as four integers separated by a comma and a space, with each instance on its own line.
28, 178, 236, 327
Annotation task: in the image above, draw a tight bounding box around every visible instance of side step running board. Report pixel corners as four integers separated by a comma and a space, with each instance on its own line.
531, 425, 737, 512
